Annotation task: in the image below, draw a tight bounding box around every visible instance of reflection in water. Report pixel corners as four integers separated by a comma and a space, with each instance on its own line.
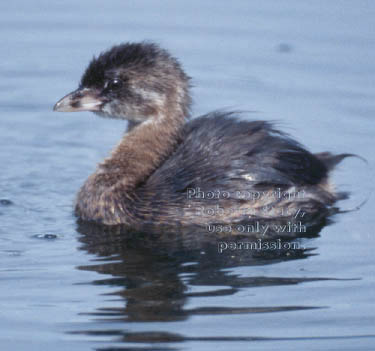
73, 218, 336, 347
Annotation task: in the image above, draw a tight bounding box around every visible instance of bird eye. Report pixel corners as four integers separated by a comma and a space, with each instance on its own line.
106, 78, 122, 91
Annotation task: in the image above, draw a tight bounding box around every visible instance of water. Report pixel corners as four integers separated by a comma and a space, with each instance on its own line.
1, 1, 375, 350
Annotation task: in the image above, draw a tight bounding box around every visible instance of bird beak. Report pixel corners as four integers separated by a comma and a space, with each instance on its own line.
53, 88, 104, 112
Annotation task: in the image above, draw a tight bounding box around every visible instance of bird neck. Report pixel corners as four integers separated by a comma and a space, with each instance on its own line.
75, 95, 190, 225
99, 105, 186, 190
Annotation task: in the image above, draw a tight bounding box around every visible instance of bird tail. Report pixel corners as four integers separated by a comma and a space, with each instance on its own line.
315, 152, 370, 210
314, 152, 363, 171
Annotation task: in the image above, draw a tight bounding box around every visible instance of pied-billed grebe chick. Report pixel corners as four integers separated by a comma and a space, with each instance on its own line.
54, 42, 349, 228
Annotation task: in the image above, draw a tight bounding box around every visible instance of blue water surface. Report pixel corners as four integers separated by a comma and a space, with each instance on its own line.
0, 1, 374, 350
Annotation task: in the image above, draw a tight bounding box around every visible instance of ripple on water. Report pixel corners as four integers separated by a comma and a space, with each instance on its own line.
32, 233, 60, 240
1, 250, 23, 257
0, 199, 14, 206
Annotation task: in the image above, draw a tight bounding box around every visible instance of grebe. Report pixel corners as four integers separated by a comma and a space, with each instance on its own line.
54, 42, 348, 228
